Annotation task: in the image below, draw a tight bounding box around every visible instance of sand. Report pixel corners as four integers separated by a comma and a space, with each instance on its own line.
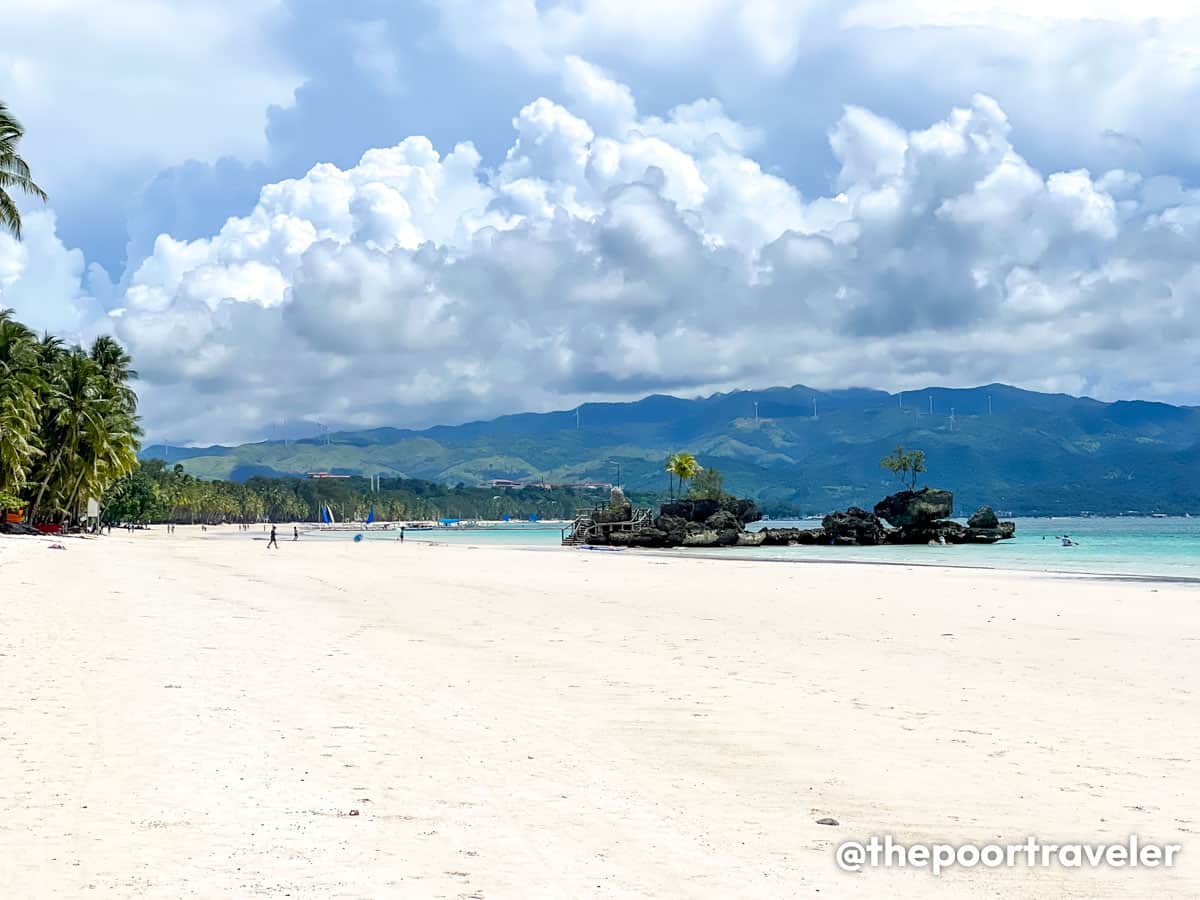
1, 526, 1196, 898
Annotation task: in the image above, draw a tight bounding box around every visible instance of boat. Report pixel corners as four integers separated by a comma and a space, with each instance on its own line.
315, 504, 394, 531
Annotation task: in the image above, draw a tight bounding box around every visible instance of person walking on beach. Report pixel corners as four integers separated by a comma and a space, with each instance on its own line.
399, 526, 405, 543
293, 526, 299, 541
267, 525, 278, 549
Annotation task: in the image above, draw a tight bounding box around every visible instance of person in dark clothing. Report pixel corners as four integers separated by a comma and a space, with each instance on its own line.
267, 525, 278, 549
399, 526, 405, 543
293, 526, 299, 541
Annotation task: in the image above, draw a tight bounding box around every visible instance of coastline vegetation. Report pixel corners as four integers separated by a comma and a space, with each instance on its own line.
102, 459, 660, 525
0, 309, 140, 525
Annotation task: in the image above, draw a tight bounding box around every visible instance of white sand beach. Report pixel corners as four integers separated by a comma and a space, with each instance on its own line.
1, 528, 1196, 898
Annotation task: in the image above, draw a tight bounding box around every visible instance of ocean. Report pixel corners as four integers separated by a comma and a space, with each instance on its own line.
305, 517, 1200, 580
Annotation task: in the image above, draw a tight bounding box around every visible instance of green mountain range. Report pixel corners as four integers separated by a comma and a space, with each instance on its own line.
142, 384, 1200, 516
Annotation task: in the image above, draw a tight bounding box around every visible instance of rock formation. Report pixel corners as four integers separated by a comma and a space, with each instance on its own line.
873, 488, 953, 527
967, 506, 999, 529
595, 495, 760, 549
581, 488, 1014, 549
821, 507, 887, 545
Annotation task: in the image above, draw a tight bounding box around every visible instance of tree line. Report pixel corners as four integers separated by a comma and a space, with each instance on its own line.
0, 309, 140, 524
102, 458, 659, 525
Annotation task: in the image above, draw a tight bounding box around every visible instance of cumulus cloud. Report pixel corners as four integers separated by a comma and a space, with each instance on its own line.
4, 62, 1200, 443
0, 211, 107, 336
432, 0, 1200, 186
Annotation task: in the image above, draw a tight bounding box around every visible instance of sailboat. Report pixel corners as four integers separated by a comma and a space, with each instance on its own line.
317, 501, 393, 532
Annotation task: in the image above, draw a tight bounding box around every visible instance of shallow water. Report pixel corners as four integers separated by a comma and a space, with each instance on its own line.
302, 517, 1200, 580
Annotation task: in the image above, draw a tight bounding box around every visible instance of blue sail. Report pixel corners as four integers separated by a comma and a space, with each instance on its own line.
321, 504, 331, 524
366, 506, 375, 524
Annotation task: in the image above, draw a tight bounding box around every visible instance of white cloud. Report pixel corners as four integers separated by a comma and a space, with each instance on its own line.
436, 0, 832, 82
432, 0, 1200, 182
0, 211, 106, 336
0, 0, 297, 194
5, 62, 1200, 443
843, 1, 1200, 28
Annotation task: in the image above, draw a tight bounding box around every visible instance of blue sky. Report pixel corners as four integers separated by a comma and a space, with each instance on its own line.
2, 0, 1200, 443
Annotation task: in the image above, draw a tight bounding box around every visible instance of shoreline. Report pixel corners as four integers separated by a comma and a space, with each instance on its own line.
9, 526, 1200, 585
384, 533, 1200, 586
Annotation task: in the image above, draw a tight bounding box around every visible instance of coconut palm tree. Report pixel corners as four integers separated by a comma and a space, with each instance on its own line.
0, 309, 41, 499
90, 335, 139, 411
1, 309, 141, 526
0, 102, 47, 239
665, 451, 703, 499
27, 348, 108, 521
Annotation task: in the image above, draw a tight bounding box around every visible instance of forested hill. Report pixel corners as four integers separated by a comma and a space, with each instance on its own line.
142, 383, 1200, 516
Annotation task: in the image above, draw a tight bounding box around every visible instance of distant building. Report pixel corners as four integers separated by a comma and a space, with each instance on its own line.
306, 472, 351, 479
484, 478, 613, 491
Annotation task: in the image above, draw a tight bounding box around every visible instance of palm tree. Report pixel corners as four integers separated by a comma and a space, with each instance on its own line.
0, 309, 41, 499
90, 335, 139, 409
70, 334, 141, 520
62, 391, 140, 523
0, 102, 47, 239
1, 309, 141, 526
28, 348, 108, 521
665, 451, 703, 499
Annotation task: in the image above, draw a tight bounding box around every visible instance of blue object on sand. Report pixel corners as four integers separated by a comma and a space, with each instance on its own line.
353, 533, 363, 542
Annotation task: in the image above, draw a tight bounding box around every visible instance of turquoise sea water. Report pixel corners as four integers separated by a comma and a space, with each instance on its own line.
303, 518, 1200, 580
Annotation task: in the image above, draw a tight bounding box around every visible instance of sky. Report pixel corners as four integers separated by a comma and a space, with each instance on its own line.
2, 0, 1200, 444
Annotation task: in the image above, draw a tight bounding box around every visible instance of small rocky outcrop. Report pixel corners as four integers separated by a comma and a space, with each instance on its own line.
885, 520, 965, 544
967, 506, 999, 529
704, 509, 741, 532
962, 519, 1015, 543
609, 528, 671, 548
654, 514, 690, 546
659, 497, 761, 526
821, 507, 887, 546
594, 500, 634, 524
758, 527, 825, 546
873, 488, 954, 527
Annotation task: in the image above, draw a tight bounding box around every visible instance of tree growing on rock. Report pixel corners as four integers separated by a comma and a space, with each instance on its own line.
688, 466, 729, 501
880, 444, 927, 491
665, 452, 702, 498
